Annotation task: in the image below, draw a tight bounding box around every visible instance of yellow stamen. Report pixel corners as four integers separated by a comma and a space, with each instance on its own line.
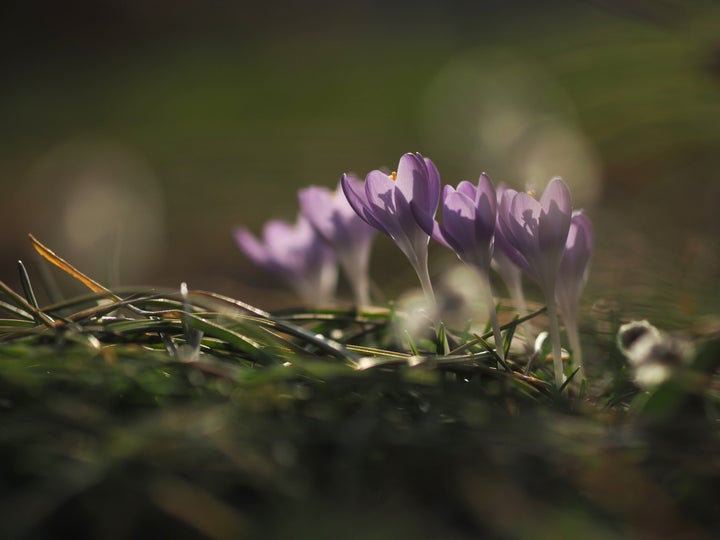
526, 189, 536, 198
389, 171, 397, 181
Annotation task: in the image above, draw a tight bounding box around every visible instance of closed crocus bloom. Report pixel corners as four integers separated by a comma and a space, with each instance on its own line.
299, 178, 376, 307
492, 184, 535, 348
234, 216, 338, 306
498, 178, 573, 386
415, 173, 496, 272
414, 173, 505, 361
556, 211, 593, 379
341, 152, 441, 309
498, 178, 572, 292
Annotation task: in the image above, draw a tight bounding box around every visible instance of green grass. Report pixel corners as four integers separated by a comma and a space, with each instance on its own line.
1, 256, 719, 539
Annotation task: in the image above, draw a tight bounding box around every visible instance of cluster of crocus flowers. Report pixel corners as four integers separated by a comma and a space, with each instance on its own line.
235, 152, 593, 386
235, 181, 375, 308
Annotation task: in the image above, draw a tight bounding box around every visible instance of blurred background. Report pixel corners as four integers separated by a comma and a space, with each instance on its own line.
2, 0, 720, 328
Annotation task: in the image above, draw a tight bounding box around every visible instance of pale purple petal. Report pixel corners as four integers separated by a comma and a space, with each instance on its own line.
494, 188, 537, 280
298, 186, 336, 240
334, 175, 366, 224
341, 172, 370, 218
474, 175, 496, 241
441, 190, 476, 251
365, 169, 403, 236
496, 187, 519, 246
476, 173, 497, 213
493, 225, 533, 277
455, 181, 477, 200
234, 227, 270, 267
394, 153, 430, 212
558, 211, 593, 286
410, 199, 435, 237
263, 220, 300, 262
540, 177, 572, 217
538, 197, 571, 259
538, 178, 572, 258
508, 192, 542, 261
421, 155, 442, 215
556, 211, 593, 322
341, 172, 388, 234
393, 184, 428, 258
572, 211, 594, 255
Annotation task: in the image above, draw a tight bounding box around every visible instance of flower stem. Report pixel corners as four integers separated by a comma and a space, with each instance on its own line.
564, 315, 585, 382
546, 299, 565, 387
480, 271, 504, 364
506, 273, 536, 348
416, 261, 437, 315
344, 259, 370, 308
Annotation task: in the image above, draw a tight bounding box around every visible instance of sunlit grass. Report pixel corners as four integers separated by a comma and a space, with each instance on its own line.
0, 240, 719, 539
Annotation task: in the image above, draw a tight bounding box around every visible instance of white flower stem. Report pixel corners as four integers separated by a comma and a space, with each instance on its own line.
506, 273, 535, 348
478, 270, 504, 365
564, 315, 585, 382
416, 261, 437, 315
353, 272, 370, 309
343, 258, 371, 308
546, 299, 565, 387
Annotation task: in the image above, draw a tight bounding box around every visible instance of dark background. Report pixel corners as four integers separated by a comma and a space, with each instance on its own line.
2, 0, 720, 326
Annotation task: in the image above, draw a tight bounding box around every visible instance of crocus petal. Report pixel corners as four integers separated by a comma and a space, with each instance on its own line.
365, 169, 403, 236
411, 200, 452, 250
298, 186, 336, 240
341, 173, 388, 234
538, 177, 572, 258
493, 223, 533, 278
540, 177, 572, 217
507, 192, 542, 261
497, 188, 519, 246
234, 227, 270, 267
334, 175, 369, 228
538, 199, 571, 257
455, 180, 477, 200
558, 211, 593, 291
393, 184, 429, 261
422, 155, 442, 215
474, 176, 496, 242
262, 220, 296, 260
441, 191, 476, 251
571, 211, 594, 256
555, 210, 593, 353
476, 174, 497, 212
394, 153, 430, 213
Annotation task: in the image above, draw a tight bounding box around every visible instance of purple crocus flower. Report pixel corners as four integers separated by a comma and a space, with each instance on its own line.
415, 173, 497, 272
234, 215, 338, 306
298, 178, 376, 307
414, 173, 506, 360
341, 152, 441, 308
556, 210, 593, 378
497, 178, 572, 292
492, 184, 535, 348
497, 178, 573, 385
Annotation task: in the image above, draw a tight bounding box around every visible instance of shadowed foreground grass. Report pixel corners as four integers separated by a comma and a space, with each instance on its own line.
1, 270, 719, 539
